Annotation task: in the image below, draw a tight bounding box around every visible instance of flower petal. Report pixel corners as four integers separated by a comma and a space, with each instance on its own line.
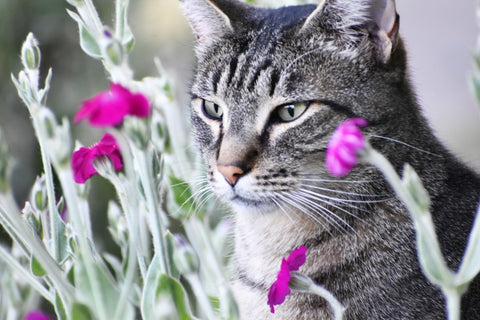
286, 245, 307, 271
24, 310, 53, 320
74, 83, 150, 127
267, 259, 291, 313
71, 133, 123, 184
325, 118, 368, 177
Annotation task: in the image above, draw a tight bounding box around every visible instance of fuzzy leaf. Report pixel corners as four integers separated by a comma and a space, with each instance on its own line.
55, 292, 67, 320
414, 217, 455, 287
142, 254, 194, 319
74, 251, 134, 319
456, 205, 480, 285
71, 302, 93, 320
67, 10, 101, 59
155, 274, 195, 320
31, 255, 46, 276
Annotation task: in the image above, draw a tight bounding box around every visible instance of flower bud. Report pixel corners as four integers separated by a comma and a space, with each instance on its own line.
38, 108, 72, 167
151, 112, 171, 154
21, 33, 41, 70
31, 176, 48, 211
22, 202, 42, 237
402, 164, 431, 214
103, 34, 124, 66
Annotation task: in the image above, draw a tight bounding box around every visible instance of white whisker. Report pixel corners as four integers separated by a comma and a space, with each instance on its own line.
370, 135, 442, 157
300, 183, 388, 201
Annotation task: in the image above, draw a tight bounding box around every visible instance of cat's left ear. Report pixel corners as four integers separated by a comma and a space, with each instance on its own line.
179, 0, 248, 46
301, 0, 399, 63
367, 0, 399, 63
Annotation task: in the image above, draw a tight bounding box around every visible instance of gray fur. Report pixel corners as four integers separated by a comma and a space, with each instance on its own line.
181, 0, 480, 318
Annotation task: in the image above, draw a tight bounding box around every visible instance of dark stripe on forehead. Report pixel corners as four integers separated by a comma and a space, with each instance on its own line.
211, 69, 222, 94
269, 69, 280, 96
247, 58, 273, 92
227, 56, 239, 88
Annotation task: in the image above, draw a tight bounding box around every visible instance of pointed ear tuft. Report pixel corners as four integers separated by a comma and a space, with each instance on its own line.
180, 0, 247, 46
367, 0, 399, 63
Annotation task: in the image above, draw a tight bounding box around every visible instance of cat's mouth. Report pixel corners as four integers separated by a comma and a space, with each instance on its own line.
229, 194, 272, 207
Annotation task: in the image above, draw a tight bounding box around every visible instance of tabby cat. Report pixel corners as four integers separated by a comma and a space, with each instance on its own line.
180, 0, 480, 318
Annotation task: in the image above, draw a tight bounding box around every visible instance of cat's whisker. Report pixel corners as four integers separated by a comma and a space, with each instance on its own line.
276, 193, 332, 232
298, 176, 384, 184
173, 182, 213, 218
270, 196, 297, 223
281, 191, 353, 233
299, 183, 389, 200
293, 190, 357, 232
297, 188, 365, 222
369, 135, 443, 158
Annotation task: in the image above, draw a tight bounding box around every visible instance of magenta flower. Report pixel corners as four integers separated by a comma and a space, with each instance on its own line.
325, 118, 368, 177
267, 246, 307, 313
71, 133, 123, 183
74, 83, 151, 127
23, 310, 52, 320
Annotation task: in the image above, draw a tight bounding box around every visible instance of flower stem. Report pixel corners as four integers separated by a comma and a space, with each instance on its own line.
443, 288, 461, 320
132, 146, 169, 274
309, 283, 345, 320
0, 194, 74, 302
56, 169, 109, 320
184, 218, 234, 318
185, 273, 217, 320
31, 112, 61, 262
0, 245, 54, 303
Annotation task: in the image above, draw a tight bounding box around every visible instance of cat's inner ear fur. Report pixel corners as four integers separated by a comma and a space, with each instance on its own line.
180, 0, 247, 46
301, 0, 399, 63
367, 0, 399, 63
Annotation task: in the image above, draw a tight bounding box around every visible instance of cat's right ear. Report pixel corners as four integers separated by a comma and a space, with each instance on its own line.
180, 0, 246, 46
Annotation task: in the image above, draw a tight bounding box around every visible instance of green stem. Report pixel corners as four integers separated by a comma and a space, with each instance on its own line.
57, 169, 109, 320
185, 273, 217, 320
30, 107, 60, 262
134, 147, 169, 275
107, 173, 146, 318
0, 245, 54, 303
309, 283, 345, 320
184, 218, 233, 318
0, 197, 74, 301
443, 288, 461, 320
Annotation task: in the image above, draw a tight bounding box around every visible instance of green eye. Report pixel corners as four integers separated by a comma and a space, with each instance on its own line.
202, 100, 223, 120
276, 102, 308, 122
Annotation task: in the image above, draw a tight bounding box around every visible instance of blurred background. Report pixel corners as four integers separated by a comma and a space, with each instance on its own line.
1, 0, 479, 244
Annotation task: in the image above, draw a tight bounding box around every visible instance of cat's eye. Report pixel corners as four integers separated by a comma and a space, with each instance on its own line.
202, 100, 223, 120
276, 102, 309, 122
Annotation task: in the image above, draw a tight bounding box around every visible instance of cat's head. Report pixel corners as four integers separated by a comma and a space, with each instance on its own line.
181, 0, 413, 218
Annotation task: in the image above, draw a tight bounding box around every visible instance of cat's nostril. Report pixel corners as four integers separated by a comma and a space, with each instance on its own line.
218, 165, 244, 186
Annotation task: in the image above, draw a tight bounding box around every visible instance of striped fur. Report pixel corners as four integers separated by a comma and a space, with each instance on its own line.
181, 0, 480, 318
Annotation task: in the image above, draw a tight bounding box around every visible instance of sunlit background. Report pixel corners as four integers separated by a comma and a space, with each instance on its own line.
1, 0, 479, 246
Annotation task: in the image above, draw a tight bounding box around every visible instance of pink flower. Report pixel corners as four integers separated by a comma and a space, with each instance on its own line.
71, 133, 123, 183
24, 310, 52, 320
74, 83, 151, 127
267, 246, 307, 313
325, 118, 368, 177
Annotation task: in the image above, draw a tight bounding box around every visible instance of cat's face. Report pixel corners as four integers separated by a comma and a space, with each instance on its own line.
184, 0, 402, 218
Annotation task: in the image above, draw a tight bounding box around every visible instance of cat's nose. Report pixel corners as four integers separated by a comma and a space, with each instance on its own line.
218, 165, 244, 186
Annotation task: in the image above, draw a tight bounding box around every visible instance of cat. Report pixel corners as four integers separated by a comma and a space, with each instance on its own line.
180, 0, 480, 318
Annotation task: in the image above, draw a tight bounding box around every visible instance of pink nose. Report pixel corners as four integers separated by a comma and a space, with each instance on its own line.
217, 165, 244, 186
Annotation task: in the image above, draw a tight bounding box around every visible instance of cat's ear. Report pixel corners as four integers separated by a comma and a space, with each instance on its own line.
180, 0, 247, 45
367, 0, 399, 63
301, 0, 399, 63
